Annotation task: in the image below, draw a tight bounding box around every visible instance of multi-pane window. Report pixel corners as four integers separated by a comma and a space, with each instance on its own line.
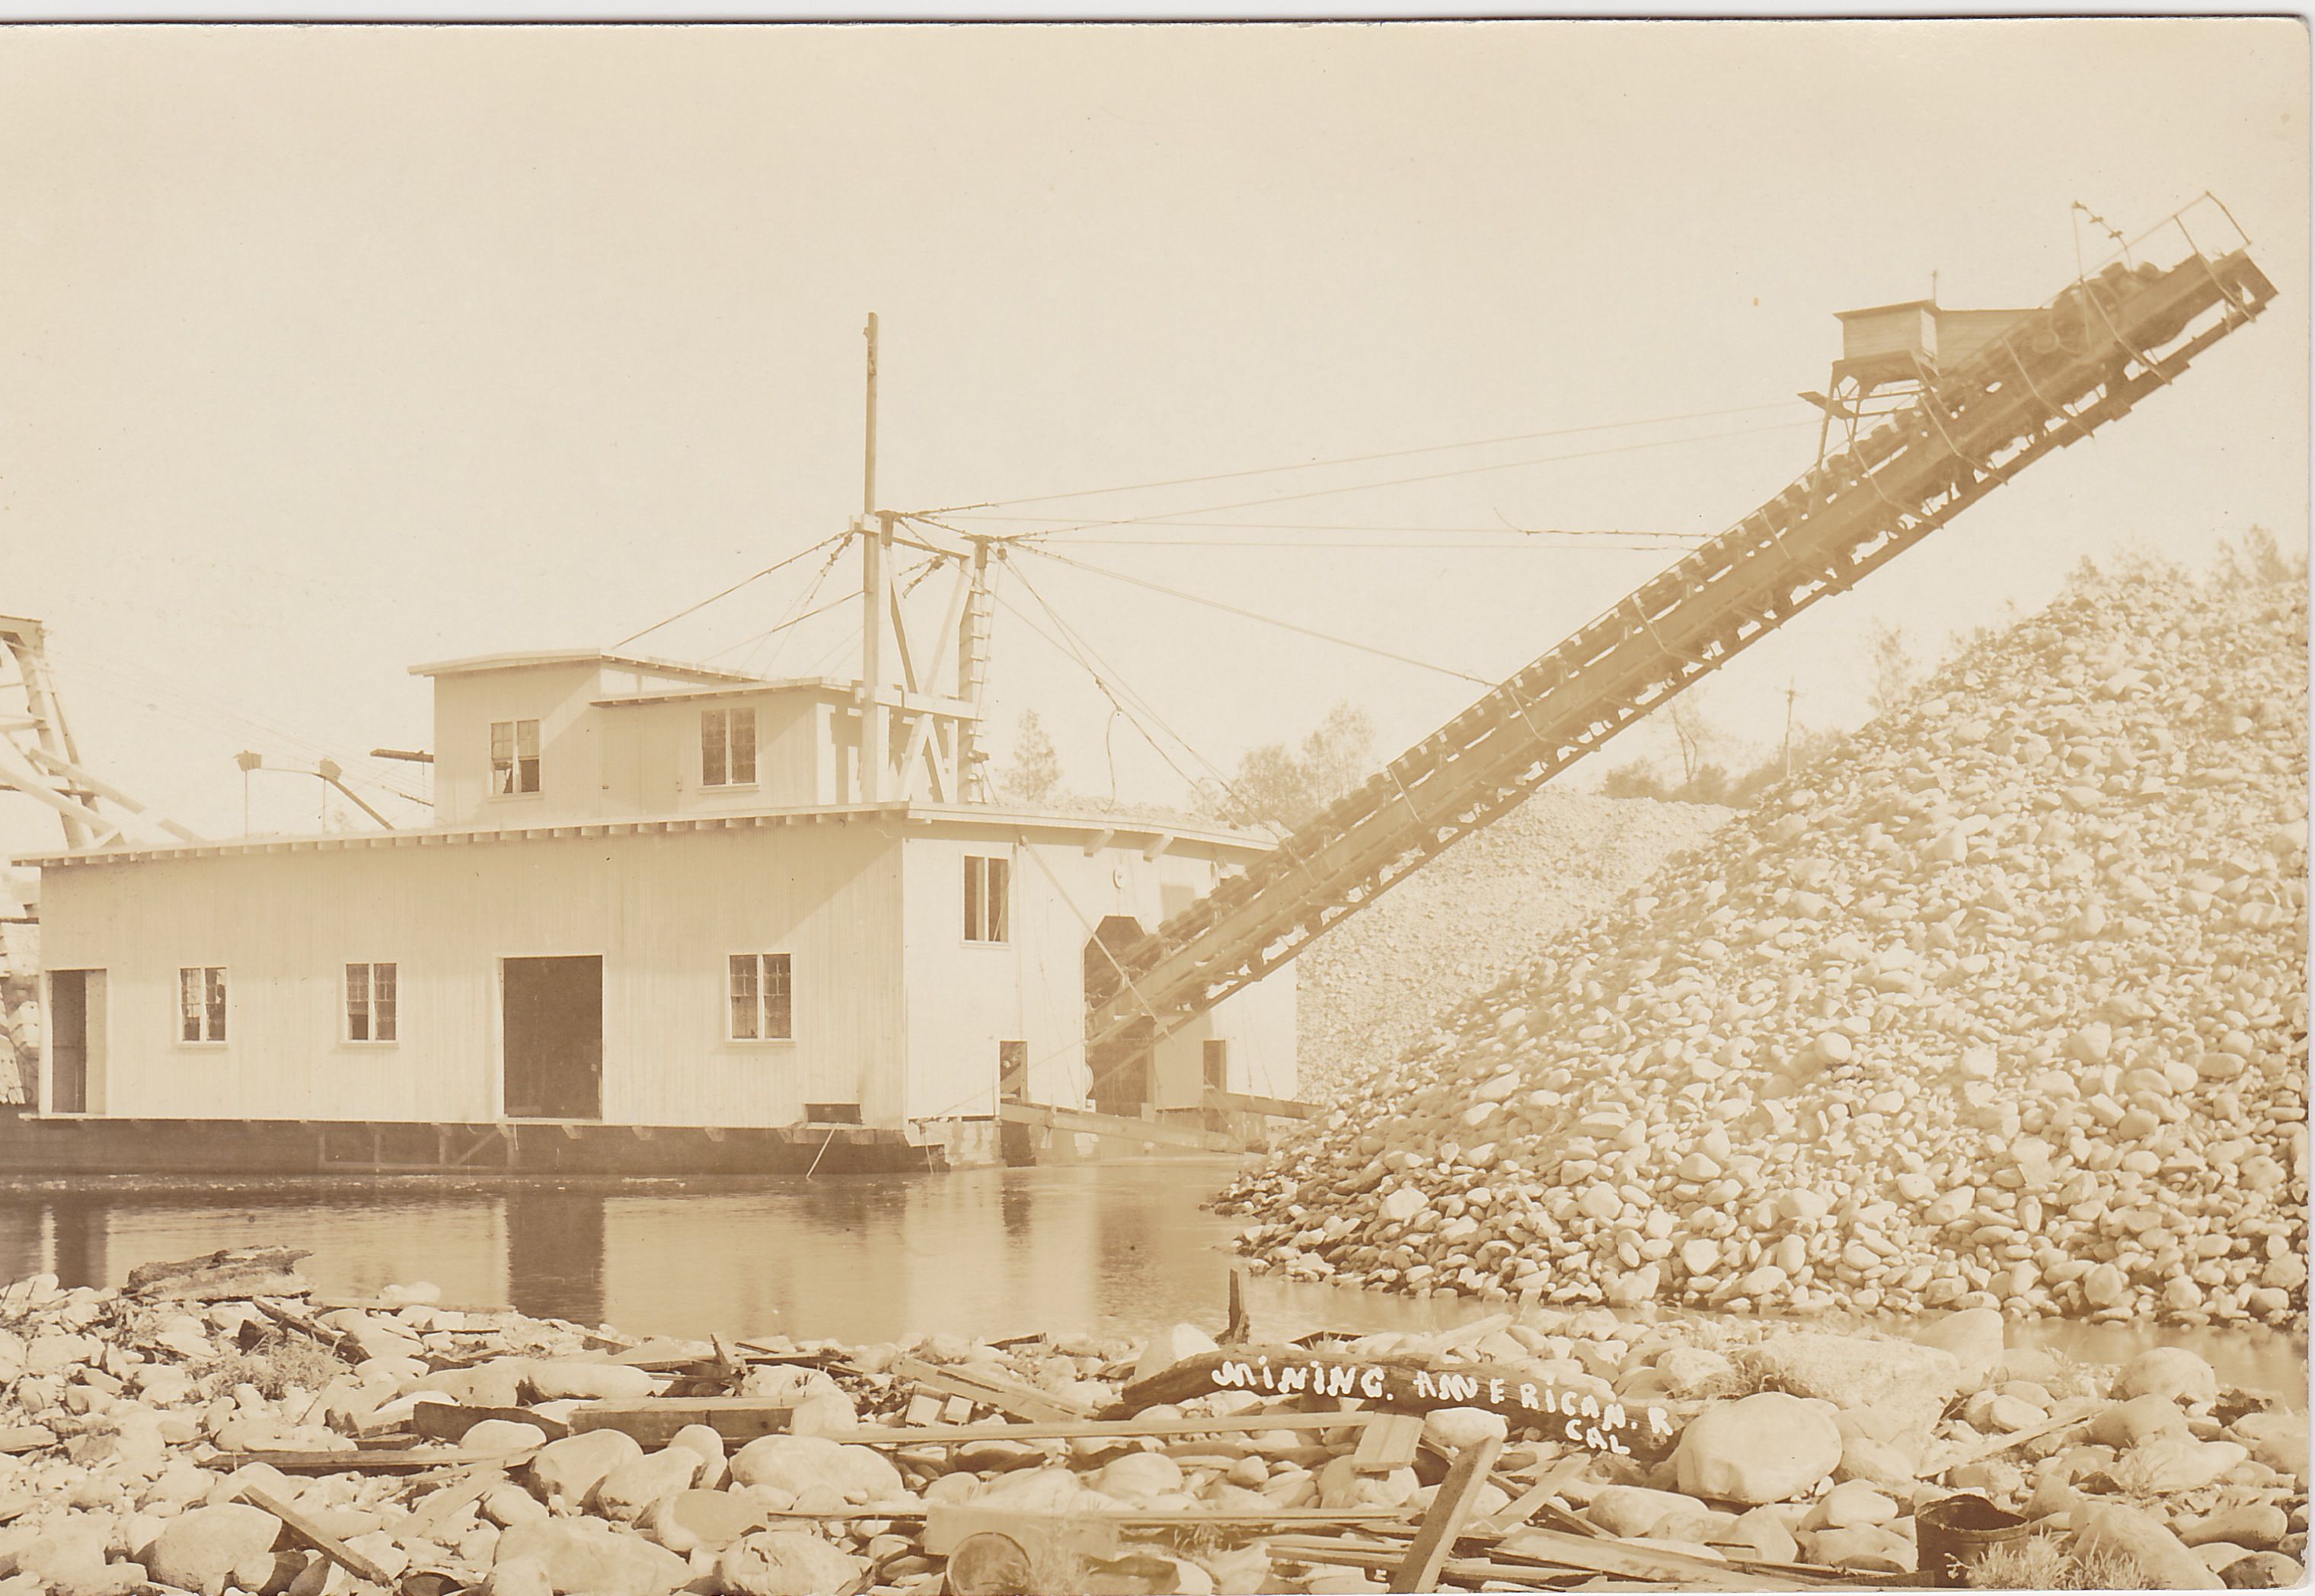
701, 708, 758, 787
178, 967, 227, 1043
346, 962, 398, 1043
490, 719, 541, 795
728, 953, 793, 1041
964, 855, 1011, 943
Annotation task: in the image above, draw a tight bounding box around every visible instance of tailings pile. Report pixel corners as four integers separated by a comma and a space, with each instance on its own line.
1296, 796, 1732, 1102
1225, 557, 2309, 1329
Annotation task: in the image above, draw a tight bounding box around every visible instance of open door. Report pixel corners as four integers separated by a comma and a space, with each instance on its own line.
46, 970, 102, 1115
1084, 917, 1153, 1118
502, 956, 603, 1120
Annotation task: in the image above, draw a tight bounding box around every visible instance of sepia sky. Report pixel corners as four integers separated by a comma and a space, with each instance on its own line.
0, 20, 2305, 854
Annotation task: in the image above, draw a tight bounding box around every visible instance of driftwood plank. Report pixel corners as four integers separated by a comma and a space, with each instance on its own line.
843, 1410, 1376, 1447
1940, 1411, 2092, 1468
209, 1446, 539, 1473
1391, 1434, 1503, 1593
240, 1485, 394, 1585
1109, 1345, 1680, 1460
410, 1401, 570, 1444
1494, 1524, 1818, 1591
1470, 1454, 1589, 1539
249, 1298, 359, 1361
563, 1396, 797, 1446
399, 1469, 508, 1537
1350, 1412, 1425, 1474
1274, 1531, 1831, 1592
1264, 1536, 1584, 1591
890, 1354, 1090, 1423
129, 1247, 312, 1302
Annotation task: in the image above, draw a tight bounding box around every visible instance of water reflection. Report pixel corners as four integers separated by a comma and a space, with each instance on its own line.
505, 1186, 605, 1330
0, 1164, 2301, 1397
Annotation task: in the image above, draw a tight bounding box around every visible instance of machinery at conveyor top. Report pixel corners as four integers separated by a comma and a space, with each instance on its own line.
1085, 204, 2277, 1077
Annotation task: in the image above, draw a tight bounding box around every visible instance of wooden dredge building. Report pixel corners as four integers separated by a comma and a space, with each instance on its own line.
11, 540, 1298, 1172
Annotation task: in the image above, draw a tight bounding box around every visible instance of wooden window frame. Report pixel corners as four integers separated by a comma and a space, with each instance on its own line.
964, 854, 1011, 945
345, 961, 398, 1045
701, 707, 758, 790
177, 966, 228, 1045
726, 952, 793, 1043
490, 718, 542, 797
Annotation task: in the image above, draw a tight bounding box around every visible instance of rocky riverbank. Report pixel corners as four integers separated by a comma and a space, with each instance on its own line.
1227, 559, 2309, 1329
0, 1250, 2304, 1593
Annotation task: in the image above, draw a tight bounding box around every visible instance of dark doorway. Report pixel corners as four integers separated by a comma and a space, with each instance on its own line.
1084, 915, 1153, 1118
48, 970, 97, 1115
998, 1040, 1034, 1167
1202, 1039, 1229, 1132
502, 956, 603, 1120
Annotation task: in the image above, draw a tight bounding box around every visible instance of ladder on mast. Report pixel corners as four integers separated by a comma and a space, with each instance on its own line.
1084, 214, 2276, 1075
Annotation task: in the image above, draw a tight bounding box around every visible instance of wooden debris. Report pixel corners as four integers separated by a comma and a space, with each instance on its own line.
1493, 1524, 1823, 1590
398, 1468, 508, 1537
890, 1352, 1094, 1423
126, 1247, 312, 1302
1203, 1087, 1317, 1121
1266, 1535, 1587, 1591
209, 1446, 540, 1473
1391, 1433, 1502, 1592
1470, 1453, 1589, 1538
563, 1396, 799, 1446
410, 1401, 570, 1443
1224, 1267, 1250, 1344
1273, 1525, 1841, 1592
763, 1506, 1413, 1527
841, 1409, 1377, 1448
239, 1484, 395, 1585
1109, 1345, 1681, 1460
307, 1294, 507, 1316
249, 1297, 359, 1359
925, 1504, 1123, 1560
1349, 1411, 1424, 1474
1940, 1410, 2093, 1468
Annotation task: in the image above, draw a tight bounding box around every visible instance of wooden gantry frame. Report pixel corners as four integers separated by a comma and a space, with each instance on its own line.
0, 614, 200, 854
851, 313, 1000, 806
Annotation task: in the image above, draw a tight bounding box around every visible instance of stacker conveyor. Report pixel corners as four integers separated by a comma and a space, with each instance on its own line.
1083, 211, 2276, 1081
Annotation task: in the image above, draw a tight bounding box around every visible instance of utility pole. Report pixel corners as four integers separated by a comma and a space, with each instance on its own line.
858, 314, 890, 803
1781, 678, 1799, 779
237, 750, 261, 835
861, 312, 880, 517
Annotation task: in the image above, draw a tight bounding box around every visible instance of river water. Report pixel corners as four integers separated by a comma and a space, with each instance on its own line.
2, 1160, 2302, 1397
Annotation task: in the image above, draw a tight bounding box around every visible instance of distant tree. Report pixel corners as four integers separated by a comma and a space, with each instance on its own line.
1601, 761, 1671, 800
998, 710, 1064, 805
1211, 702, 1375, 832
2214, 525, 2305, 588
1680, 763, 1734, 807
1665, 691, 1721, 786
1865, 620, 1919, 720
